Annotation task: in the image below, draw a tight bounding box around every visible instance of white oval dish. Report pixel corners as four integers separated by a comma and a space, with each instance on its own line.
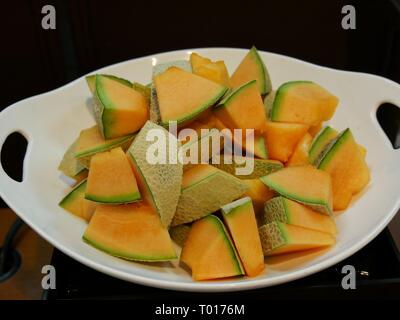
0, 48, 399, 292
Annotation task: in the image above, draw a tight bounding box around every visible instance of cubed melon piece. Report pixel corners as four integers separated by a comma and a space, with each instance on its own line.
93, 75, 149, 139
286, 133, 312, 167
127, 121, 183, 227
83, 202, 176, 261
260, 165, 333, 215
308, 126, 338, 165
262, 196, 337, 235
181, 215, 244, 280
85, 147, 141, 204
271, 81, 339, 125
259, 221, 335, 256
74, 125, 135, 168
215, 80, 267, 132
264, 121, 309, 162
86, 74, 132, 93
190, 52, 231, 87
243, 179, 276, 215
169, 224, 191, 247
59, 180, 97, 222
171, 165, 247, 226
317, 129, 370, 210
154, 67, 228, 126
230, 46, 272, 95
58, 138, 87, 181
221, 197, 265, 277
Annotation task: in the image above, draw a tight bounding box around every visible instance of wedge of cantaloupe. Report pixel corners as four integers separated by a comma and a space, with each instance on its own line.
286, 132, 312, 167
190, 52, 231, 87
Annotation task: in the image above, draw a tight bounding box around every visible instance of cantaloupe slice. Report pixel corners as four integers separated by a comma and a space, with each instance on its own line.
83, 202, 176, 261
260, 165, 333, 215
308, 126, 338, 165
154, 67, 228, 126
264, 121, 309, 162
58, 138, 87, 181
74, 125, 135, 168
271, 81, 339, 125
132, 82, 151, 102
86, 74, 132, 93
230, 46, 272, 95
94, 75, 149, 139
181, 215, 244, 280
85, 147, 141, 204
59, 180, 97, 222
243, 179, 276, 215
317, 129, 370, 210
221, 197, 265, 277
169, 224, 191, 247
190, 52, 230, 87
127, 121, 183, 227
171, 165, 247, 226
212, 155, 283, 179
259, 221, 335, 256
215, 80, 267, 132
286, 132, 312, 167
262, 196, 337, 235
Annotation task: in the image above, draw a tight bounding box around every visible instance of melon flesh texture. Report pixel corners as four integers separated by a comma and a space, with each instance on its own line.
190, 52, 231, 87
264, 121, 309, 162
181, 215, 244, 280
260, 165, 333, 215
308, 126, 338, 165
271, 81, 338, 125
127, 121, 183, 227
230, 46, 272, 95
74, 125, 135, 168
59, 180, 97, 222
262, 196, 337, 235
221, 197, 265, 277
286, 133, 312, 167
154, 67, 227, 126
318, 129, 370, 210
243, 179, 276, 215
215, 80, 267, 132
259, 221, 335, 256
85, 147, 141, 204
94, 75, 149, 139
172, 165, 247, 226
83, 202, 176, 261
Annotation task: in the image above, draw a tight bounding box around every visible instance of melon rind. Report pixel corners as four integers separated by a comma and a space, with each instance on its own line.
169, 224, 191, 247
86, 74, 132, 93
58, 139, 87, 179
309, 126, 338, 165
258, 221, 287, 255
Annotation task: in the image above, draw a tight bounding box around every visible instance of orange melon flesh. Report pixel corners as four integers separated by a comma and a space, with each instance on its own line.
243, 179, 276, 215
215, 80, 267, 132
260, 165, 333, 215
259, 221, 335, 256
263, 196, 337, 235
271, 81, 338, 125
181, 164, 219, 189
95, 75, 149, 139
154, 67, 228, 126
309, 122, 323, 137
318, 129, 370, 210
83, 202, 176, 261
221, 197, 265, 277
181, 215, 244, 280
264, 121, 309, 162
190, 53, 231, 87
86, 147, 141, 203
286, 133, 312, 167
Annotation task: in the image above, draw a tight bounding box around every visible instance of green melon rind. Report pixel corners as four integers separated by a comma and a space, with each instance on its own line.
132, 82, 151, 101
82, 235, 177, 262
317, 128, 351, 170
58, 139, 87, 178
221, 196, 252, 216
211, 155, 283, 179
250, 46, 272, 95
260, 175, 332, 215
215, 79, 257, 110
258, 221, 289, 256
171, 171, 248, 226
204, 215, 244, 275
309, 126, 338, 165
254, 135, 268, 159
261, 196, 289, 226
59, 179, 87, 209
270, 81, 313, 121
264, 90, 276, 119
86, 74, 133, 93
84, 191, 141, 204
169, 224, 191, 247
127, 121, 183, 228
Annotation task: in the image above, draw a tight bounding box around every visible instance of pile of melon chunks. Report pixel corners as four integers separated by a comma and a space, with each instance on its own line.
58, 47, 370, 281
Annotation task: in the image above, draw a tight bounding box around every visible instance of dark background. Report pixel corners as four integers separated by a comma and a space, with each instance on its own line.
0, 0, 399, 207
